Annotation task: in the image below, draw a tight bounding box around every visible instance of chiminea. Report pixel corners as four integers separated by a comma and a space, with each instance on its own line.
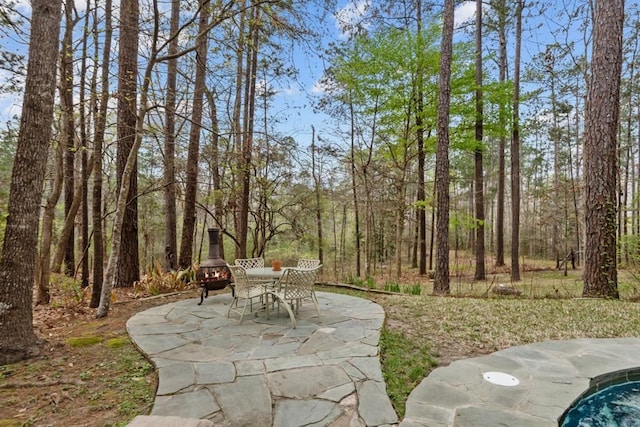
196, 228, 232, 305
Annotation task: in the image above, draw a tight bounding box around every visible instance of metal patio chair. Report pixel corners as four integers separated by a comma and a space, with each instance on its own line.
267, 266, 322, 328
234, 257, 265, 269
296, 258, 321, 269
226, 265, 269, 323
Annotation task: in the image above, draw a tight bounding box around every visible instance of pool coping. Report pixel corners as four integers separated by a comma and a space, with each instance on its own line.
399, 337, 640, 427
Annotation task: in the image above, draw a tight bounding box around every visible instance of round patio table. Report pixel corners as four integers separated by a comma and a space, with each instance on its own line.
244, 267, 288, 281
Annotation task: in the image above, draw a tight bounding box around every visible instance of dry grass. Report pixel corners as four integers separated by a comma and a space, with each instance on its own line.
377, 294, 640, 357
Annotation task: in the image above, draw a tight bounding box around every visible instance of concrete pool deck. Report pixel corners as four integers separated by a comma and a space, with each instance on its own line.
400, 337, 640, 426
126, 291, 640, 426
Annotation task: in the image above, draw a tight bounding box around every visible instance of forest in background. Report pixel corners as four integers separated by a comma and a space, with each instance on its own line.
0, 0, 632, 308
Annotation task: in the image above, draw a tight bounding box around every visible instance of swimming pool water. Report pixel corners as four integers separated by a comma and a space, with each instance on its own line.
560, 380, 640, 427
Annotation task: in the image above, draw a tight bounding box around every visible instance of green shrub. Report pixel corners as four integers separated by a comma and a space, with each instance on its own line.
50, 274, 84, 304
134, 261, 194, 296
364, 275, 376, 289
384, 282, 401, 293
409, 283, 422, 295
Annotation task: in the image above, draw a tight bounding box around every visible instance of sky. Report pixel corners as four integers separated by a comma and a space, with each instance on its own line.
0, 1, 478, 138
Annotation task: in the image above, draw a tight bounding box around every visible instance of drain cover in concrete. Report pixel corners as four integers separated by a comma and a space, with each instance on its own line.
482, 371, 520, 386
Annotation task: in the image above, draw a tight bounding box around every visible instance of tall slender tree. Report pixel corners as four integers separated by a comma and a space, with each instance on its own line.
238, 1, 261, 258
79, 0, 91, 289
434, 0, 455, 294
416, 0, 428, 276
583, 0, 624, 298
35, 136, 63, 305
546, 44, 561, 269
311, 125, 324, 264
349, 96, 362, 278
91, 0, 113, 308
231, 5, 247, 258
179, 0, 210, 269
163, 0, 179, 271
0, 0, 62, 363
492, 0, 508, 267
61, 0, 76, 276
510, 0, 523, 282
474, 0, 486, 280
115, 0, 140, 287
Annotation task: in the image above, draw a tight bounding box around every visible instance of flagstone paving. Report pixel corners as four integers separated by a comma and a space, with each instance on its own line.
126, 291, 398, 426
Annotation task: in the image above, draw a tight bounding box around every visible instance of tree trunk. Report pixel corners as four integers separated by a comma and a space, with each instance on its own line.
411, 205, 418, 269
0, 0, 62, 364
547, 46, 561, 269
79, 1, 91, 288
474, 0, 485, 281
511, 0, 523, 282
61, 0, 76, 277
433, 0, 454, 294
50, 157, 94, 275
416, 0, 427, 276
362, 114, 376, 279
429, 183, 436, 271
163, 0, 179, 272
90, 0, 112, 308
620, 35, 637, 265
566, 117, 582, 268
583, 0, 623, 298
232, 7, 246, 258
311, 125, 324, 264
395, 202, 404, 279
637, 109, 640, 249
204, 88, 225, 257
179, 0, 210, 269
97, 0, 152, 318
36, 141, 63, 305
115, 0, 140, 288
349, 97, 362, 278
495, 0, 507, 267
238, 2, 260, 259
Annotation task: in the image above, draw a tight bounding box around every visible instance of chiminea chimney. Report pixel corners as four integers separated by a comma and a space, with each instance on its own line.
208, 228, 221, 258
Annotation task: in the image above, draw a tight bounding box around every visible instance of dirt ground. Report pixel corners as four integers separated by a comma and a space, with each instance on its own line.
0, 287, 199, 427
